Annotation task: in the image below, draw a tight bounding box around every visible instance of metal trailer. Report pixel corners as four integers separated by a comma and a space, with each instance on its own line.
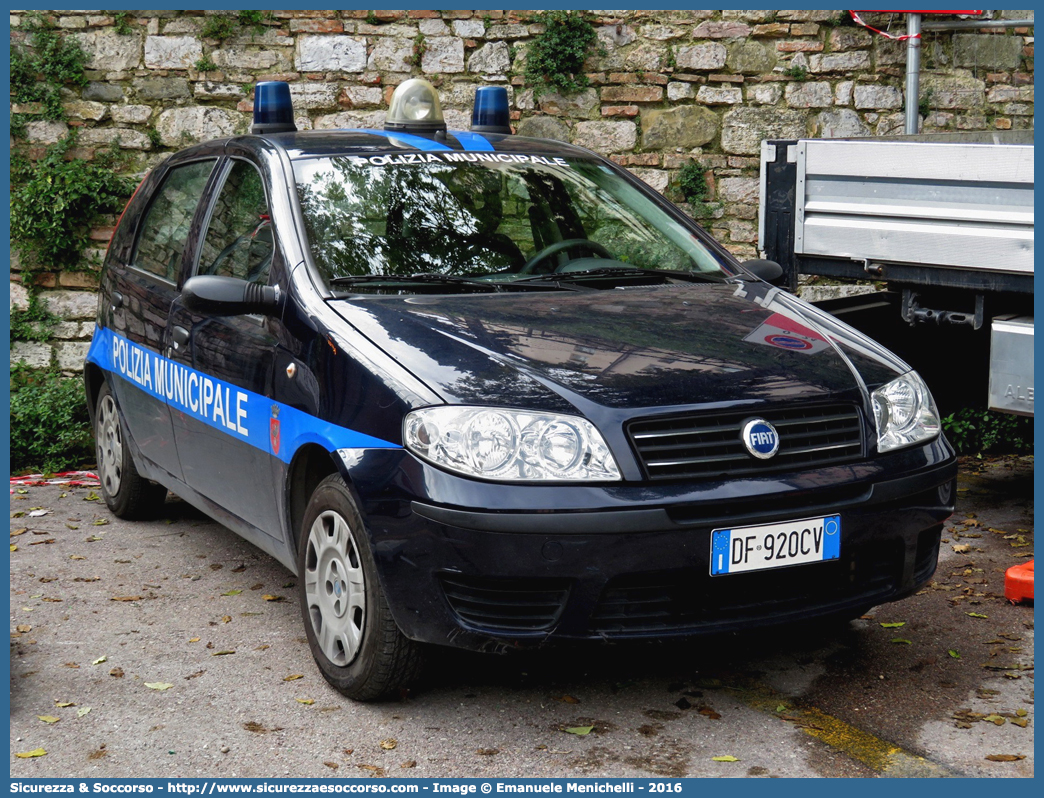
759, 136, 1034, 416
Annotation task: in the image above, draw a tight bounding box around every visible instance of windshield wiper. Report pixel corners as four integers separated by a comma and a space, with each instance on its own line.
329, 272, 503, 291
514, 267, 718, 284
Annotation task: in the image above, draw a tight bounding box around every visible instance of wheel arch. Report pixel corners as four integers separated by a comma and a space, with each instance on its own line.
285, 443, 343, 557
83, 363, 107, 426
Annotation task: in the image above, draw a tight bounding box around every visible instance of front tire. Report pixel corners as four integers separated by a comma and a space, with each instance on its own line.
297, 474, 422, 701
94, 382, 167, 519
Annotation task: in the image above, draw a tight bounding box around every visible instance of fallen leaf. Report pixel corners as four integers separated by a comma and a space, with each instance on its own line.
323, 762, 338, 769
211, 650, 236, 656
891, 638, 913, 645
983, 714, 1006, 726
698, 706, 722, 720
712, 755, 740, 762
16, 624, 32, 633
10, 545, 17, 552
145, 682, 173, 691
221, 590, 242, 596
1016, 709, 1028, 717
11, 512, 26, 518
1011, 718, 1029, 728
262, 595, 285, 602
379, 739, 398, 750
563, 726, 594, 736
30, 539, 55, 545
64, 663, 80, 669
356, 765, 385, 776
70, 555, 86, 560
477, 748, 499, 756
111, 596, 142, 602
880, 622, 906, 628
401, 760, 416, 769
91, 519, 108, 526
85, 536, 104, 543
109, 667, 124, 678
14, 748, 47, 758
948, 650, 961, 659
91, 656, 107, 665
295, 698, 314, 705
555, 695, 580, 704
221, 616, 232, 624
185, 670, 205, 680
65, 523, 79, 530
985, 754, 1025, 762
84, 492, 100, 502
188, 637, 200, 643
11, 528, 27, 537
967, 612, 989, 619
77, 707, 91, 718
37, 716, 60, 724
283, 674, 304, 682
775, 704, 787, 713
952, 544, 971, 554
54, 701, 74, 708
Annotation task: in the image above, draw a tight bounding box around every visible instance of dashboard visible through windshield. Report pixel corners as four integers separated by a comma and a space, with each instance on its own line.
292, 153, 733, 292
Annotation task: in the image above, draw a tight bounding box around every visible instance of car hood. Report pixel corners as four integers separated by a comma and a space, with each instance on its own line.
329, 282, 908, 414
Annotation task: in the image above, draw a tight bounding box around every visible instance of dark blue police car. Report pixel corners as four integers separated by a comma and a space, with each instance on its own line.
85, 79, 956, 700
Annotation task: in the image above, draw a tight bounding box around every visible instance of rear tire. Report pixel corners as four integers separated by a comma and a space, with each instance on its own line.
297, 474, 423, 701
94, 382, 168, 519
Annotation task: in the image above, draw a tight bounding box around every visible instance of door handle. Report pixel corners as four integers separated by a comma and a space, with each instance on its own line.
111, 291, 123, 310
172, 326, 190, 349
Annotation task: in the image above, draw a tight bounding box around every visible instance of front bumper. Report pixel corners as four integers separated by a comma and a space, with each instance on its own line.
343, 439, 957, 652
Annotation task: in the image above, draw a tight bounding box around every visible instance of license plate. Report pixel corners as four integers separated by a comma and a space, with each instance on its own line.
710, 515, 841, 576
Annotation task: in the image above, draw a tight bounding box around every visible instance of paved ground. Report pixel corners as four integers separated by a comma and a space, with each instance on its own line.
9, 456, 1033, 779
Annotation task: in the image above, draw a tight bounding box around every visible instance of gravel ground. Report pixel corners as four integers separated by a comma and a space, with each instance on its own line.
9, 455, 1033, 779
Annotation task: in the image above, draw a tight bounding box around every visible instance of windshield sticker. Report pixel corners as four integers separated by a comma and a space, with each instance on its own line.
345, 152, 570, 168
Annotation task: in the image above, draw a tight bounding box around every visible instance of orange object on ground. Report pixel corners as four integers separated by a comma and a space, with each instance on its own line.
1004, 559, 1034, 603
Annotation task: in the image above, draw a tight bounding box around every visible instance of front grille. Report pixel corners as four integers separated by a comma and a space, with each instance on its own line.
591, 541, 901, 635
440, 574, 570, 633
628, 403, 864, 481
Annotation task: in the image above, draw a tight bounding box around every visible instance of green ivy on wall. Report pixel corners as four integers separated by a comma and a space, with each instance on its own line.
11, 137, 137, 273
523, 10, 601, 95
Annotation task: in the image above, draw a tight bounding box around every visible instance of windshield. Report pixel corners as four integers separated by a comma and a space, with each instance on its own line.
292, 153, 733, 291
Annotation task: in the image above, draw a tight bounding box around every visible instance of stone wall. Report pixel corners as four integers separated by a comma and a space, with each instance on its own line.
9, 9, 1035, 372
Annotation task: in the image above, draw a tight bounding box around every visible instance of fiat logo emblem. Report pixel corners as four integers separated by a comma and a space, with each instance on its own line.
741, 418, 779, 459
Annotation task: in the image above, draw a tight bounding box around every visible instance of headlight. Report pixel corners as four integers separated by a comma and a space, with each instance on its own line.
404, 406, 621, 482
871, 371, 941, 453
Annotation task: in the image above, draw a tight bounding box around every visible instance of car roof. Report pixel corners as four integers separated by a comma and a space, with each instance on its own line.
180, 129, 600, 162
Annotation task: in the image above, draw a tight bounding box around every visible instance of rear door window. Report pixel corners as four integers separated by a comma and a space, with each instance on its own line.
131, 160, 216, 282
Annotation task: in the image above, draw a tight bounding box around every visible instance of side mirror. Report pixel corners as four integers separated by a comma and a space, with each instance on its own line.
741, 259, 784, 284
182, 275, 282, 316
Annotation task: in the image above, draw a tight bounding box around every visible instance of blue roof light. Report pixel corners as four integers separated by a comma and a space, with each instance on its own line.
251, 81, 297, 135
471, 86, 511, 136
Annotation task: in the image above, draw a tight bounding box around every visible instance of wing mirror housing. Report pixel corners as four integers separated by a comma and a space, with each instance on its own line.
182, 275, 282, 316
741, 259, 785, 284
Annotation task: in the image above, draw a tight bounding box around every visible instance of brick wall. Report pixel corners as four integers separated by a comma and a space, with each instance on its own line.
9, 9, 1035, 372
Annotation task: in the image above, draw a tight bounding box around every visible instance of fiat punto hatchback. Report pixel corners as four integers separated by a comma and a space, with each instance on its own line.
85, 80, 957, 700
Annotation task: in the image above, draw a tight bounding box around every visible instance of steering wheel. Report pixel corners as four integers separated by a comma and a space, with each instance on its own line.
517, 238, 613, 275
